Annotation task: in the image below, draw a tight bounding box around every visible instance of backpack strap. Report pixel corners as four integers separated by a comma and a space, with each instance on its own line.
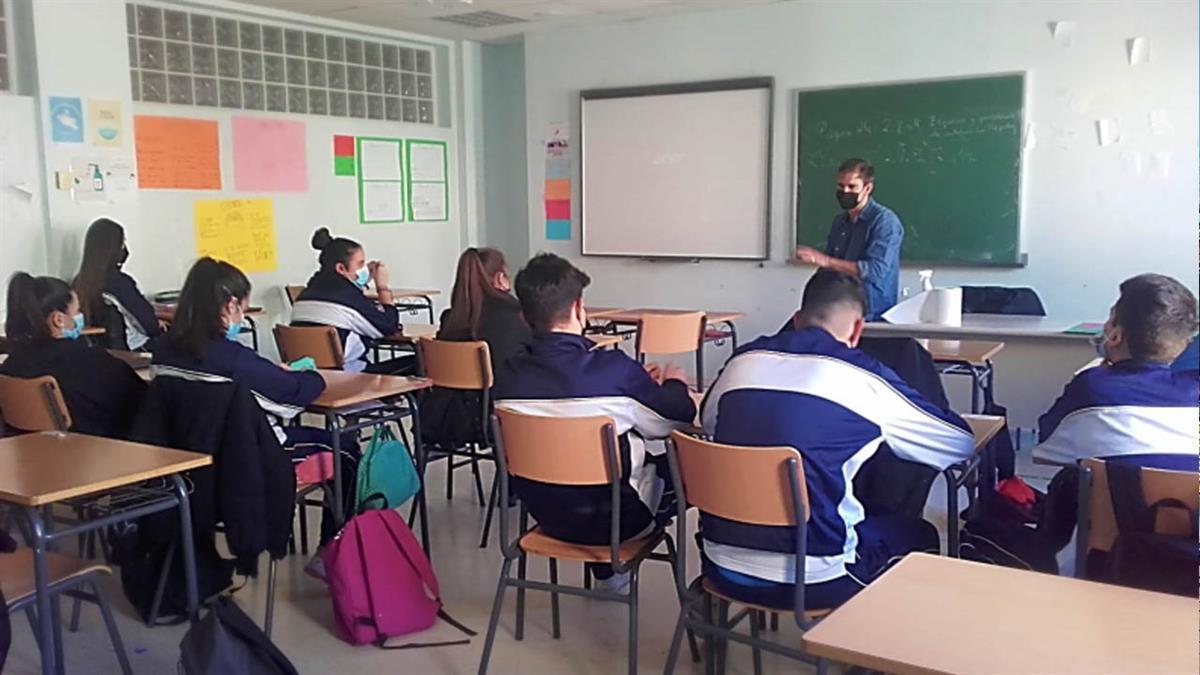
372, 608, 476, 650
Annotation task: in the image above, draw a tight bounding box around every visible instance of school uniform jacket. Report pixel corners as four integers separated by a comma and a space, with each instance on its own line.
103, 269, 162, 351
700, 326, 974, 585
1033, 360, 1199, 465
0, 338, 146, 439
493, 332, 696, 544
290, 270, 399, 371
151, 336, 325, 443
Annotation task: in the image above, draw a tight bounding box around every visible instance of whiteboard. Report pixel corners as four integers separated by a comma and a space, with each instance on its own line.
580, 79, 772, 259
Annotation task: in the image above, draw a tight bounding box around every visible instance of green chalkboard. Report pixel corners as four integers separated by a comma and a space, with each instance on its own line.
795, 74, 1024, 265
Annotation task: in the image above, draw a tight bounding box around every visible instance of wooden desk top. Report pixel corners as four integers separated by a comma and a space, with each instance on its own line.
366, 289, 442, 301
154, 304, 265, 321
587, 334, 624, 350
585, 306, 626, 319
0, 432, 211, 507
963, 414, 1005, 448
379, 323, 438, 344
598, 308, 747, 324
802, 553, 1199, 675
0, 327, 105, 344
309, 369, 432, 410
920, 339, 1005, 366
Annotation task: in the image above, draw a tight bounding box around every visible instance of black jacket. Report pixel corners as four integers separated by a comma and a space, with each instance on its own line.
422, 293, 531, 447
133, 378, 295, 572
0, 338, 146, 438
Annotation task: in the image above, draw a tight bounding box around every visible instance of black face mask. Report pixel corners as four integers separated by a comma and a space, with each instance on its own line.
117, 247, 129, 266
836, 191, 861, 210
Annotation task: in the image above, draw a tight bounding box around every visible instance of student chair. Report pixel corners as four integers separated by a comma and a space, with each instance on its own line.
635, 311, 708, 391
415, 339, 500, 548
477, 409, 688, 675
1075, 458, 1198, 587
284, 285, 305, 306
664, 431, 834, 675
0, 549, 132, 674
0, 374, 71, 434
273, 324, 345, 369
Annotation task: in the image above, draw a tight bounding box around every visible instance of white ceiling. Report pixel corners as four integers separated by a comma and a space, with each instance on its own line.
231, 0, 785, 43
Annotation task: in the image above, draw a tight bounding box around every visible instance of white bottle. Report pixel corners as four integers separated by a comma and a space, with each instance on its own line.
918, 269, 934, 293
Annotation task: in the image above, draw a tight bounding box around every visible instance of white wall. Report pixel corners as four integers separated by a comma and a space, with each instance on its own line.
522, 0, 1199, 426
20, 0, 469, 356
480, 40, 529, 260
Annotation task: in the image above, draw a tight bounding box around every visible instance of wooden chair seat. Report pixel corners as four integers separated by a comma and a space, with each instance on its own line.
0, 549, 112, 606
519, 527, 664, 563
700, 577, 832, 621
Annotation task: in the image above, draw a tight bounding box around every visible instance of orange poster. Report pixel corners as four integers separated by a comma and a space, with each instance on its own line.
134, 115, 221, 190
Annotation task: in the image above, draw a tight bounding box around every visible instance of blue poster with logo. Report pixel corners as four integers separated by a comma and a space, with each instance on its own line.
49, 96, 84, 143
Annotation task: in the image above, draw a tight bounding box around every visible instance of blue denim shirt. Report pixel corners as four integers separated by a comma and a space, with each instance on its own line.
825, 199, 904, 320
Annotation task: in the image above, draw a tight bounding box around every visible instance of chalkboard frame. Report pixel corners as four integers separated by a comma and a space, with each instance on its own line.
790, 72, 1028, 268
578, 77, 775, 261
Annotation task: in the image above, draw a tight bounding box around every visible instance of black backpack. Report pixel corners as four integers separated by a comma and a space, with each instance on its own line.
1102, 463, 1199, 597
110, 522, 234, 624
179, 596, 298, 675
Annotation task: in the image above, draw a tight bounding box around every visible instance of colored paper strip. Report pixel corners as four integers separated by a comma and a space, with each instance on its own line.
544, 179, 571, 200
333, 134, 355, 157
334, 155, 356, 176
545, 199, 570, 220
546, 219, 571, 241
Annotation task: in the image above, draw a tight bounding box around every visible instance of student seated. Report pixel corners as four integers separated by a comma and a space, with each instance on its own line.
152, 258, 348, 545
1034, 273, 1198, 465
493, 253, 695, 591
0, 273, 146, 438
73, 217, 163, 351
291, 227, 407, 373
700, 269, 974, 609
424, 247, 531, 446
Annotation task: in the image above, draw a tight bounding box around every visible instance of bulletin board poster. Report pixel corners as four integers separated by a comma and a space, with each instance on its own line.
135, 115, 221, 190
405, 140, 448, 222
194, 198, 278, 273
356, 137, 405, 224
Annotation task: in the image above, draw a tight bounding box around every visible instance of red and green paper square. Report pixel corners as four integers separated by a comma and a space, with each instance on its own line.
333, 135, 356, 176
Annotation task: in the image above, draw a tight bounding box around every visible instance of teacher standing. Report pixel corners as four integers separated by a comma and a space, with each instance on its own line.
796, 158, 904, 320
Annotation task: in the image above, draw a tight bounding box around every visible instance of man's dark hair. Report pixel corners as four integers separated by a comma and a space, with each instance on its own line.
798, 269, 867, 324
837, 158, 874, 184
1112, 273, 1198, 363
514, 253, 591, 332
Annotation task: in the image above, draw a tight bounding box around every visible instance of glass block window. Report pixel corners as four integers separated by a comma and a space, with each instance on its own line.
0, 1, 10, 92
126, 3, 436, 123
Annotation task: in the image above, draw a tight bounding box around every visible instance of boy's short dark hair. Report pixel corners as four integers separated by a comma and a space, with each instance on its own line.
514, 253, 591, 332
798, 269, 867, 323
1113, 273, 1198, 363
837, 158, 874, 184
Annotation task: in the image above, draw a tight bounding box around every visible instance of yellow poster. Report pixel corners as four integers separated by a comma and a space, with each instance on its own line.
88, 100, 123, 147
193, 198, 278, 273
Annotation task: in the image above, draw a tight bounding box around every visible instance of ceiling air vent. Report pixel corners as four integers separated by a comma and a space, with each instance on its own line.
432, 10, 528, 28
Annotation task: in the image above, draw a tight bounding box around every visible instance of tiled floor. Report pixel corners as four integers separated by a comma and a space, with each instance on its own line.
5, 445, 1052, 674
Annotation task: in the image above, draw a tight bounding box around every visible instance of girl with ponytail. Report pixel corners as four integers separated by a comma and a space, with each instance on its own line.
0, 272, 146, 437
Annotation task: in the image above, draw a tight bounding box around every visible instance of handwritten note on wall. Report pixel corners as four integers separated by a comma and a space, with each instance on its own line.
232, 116, 308, 192
194, 198, 278, 273
135, 115, 221, 190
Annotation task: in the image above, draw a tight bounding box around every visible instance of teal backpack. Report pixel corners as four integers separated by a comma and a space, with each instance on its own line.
355, 425, 420, 512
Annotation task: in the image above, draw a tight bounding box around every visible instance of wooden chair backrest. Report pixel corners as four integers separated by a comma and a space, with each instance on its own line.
670, 431, 808, 526
284, 285, 304, 305
272, 325, 344, 369
636, 312, 706, 357
1082, 457, 1198, 553
493, 408, 617, 486
417, 338, 493, 390
0, 374, 72, 432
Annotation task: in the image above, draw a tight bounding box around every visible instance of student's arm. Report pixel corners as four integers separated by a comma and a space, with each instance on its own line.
85, 348, 148, 438
232, 346, 326, 408
621, 358, 696, 439
110, 272, 163, 337
354, 293, 400, 338
873, 363, 974, 470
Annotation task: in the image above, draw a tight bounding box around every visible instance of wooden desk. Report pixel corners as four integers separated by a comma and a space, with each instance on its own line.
803, 553, 1199, 675
918, 339, 1006, 413
307, 370, 434, 554
0, 326, 104, 346
865, 314, 1093, 342
588, 334, 624, 350
588, 307, 747, 389
941, 413, 1006, 556
584, 306, 626, 320
379, 323, 438, 344
366, 288, 441, 322
0, 433, 211, 674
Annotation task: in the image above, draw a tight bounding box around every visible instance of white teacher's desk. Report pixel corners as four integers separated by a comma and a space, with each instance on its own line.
864, 314, 1093, 341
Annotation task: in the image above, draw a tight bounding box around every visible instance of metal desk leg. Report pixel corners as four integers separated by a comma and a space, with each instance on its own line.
969, 368, 982, 414
405, 392, 432, 558
422, 296, 434, 324
326, 412, 344, 527
169, 474, 200, 621
726, 321, 739, 351
243, 316, 259, 352
944, 467, 960, 557
26, 508, 56, 675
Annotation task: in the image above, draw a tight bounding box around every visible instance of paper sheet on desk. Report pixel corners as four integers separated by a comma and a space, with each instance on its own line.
882, 288, 962, 326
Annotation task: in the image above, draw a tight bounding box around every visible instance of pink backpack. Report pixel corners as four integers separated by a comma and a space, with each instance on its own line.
322, 509, 474, 648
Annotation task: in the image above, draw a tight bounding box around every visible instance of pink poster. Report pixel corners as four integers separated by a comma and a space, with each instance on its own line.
232, 116, 308, 192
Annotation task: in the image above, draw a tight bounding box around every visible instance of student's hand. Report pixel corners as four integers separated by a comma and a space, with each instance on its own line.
661, 363, 687, 384
369, 261, 390, 290
643, 362, 664, 384
795, 246, 827, 267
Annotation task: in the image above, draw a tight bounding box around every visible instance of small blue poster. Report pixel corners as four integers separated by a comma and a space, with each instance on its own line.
49, 96, 84, 143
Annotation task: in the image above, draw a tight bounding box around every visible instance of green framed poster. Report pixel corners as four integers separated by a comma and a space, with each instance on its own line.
405, 139, 449, 222
356, 136, 406, 224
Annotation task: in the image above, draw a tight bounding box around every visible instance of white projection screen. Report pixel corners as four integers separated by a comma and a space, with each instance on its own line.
580, 78, 773, 260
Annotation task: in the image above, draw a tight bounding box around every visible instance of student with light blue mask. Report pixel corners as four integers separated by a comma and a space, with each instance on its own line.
0, 272, 146, 438
291, 227, 410, 374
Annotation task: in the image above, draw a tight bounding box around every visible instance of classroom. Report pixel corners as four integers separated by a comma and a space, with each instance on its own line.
0, 0, 1196, 673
